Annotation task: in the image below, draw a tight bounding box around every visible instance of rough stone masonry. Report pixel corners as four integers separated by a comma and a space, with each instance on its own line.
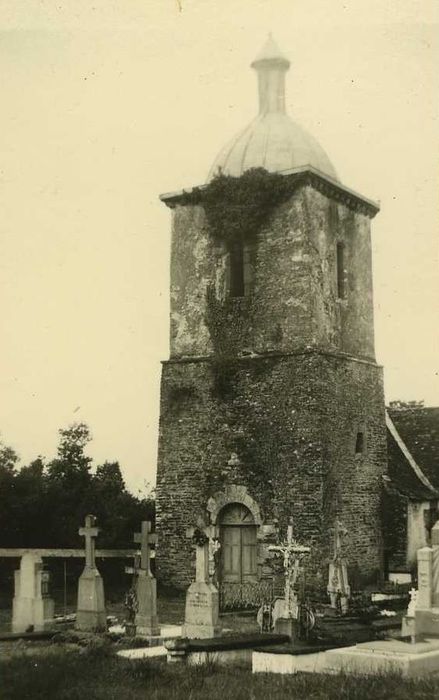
154, 38, 388, 598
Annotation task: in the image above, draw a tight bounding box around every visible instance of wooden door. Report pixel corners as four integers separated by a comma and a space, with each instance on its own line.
220, 525, 257, 584
241, 526, 257, 582
219, 503, 258, 609
221, 527, 241, 583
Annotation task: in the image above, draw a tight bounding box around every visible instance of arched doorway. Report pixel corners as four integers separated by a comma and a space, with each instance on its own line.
219, 502, 258, 610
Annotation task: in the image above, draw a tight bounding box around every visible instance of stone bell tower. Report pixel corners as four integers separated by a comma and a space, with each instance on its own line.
155, 37, 387, 599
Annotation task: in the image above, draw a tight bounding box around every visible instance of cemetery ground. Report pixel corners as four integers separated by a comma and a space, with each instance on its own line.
0, 587, 438, 700
1, 637, 439, 700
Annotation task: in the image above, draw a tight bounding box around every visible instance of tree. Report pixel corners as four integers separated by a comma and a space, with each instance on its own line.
0, 438, 20, 546
0, 425, 156, 549
12, 457, 48, 547
0, 437, 19, 475
95, 461, 126, 494
48, 422, 92, 484
46, 423, 94, 546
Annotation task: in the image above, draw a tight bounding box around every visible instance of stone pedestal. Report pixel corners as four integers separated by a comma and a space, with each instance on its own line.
273, 617, 297, 640
401, 615, 415, 637
182, 581, 220, 639
135, 571, 159, 636
328, 560, 350, 614
12, 553, 55, 633
76, 566, 107, 632
125, 622, 136, 637
414, 546, 439, 637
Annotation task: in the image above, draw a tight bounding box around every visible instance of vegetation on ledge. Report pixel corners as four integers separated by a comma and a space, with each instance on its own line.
182, 168, 292, 244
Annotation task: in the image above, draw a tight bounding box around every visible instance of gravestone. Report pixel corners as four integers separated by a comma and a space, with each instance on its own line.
327, 520, 350, 614
268, 520, 310, 638
183, 524, 220, 639
133, 521, 159, 636
12, 552, 55, 633
401, 587, 418, 636
124, 553, 140, 636
76, 514, 107, 632
413, 520, 439, 637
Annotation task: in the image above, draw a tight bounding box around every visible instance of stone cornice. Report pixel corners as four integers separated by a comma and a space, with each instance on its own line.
162, 347, 382, 369
159, 165, 380, 219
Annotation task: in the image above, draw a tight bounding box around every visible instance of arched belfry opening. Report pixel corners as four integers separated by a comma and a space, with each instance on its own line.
218, 502, 258, 610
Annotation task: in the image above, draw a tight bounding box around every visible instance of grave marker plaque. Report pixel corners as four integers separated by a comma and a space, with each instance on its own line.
414, 530, 439, 637
183, 524, 220, 639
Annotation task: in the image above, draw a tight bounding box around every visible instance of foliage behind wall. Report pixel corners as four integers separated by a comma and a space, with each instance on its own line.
0, 423, 155, 549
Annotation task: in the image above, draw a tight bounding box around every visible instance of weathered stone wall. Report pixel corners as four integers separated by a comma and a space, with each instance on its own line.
382, 481, 409, 573
156, 178, 385, 590
168, 184, 375, 361
155, 351, 386, 589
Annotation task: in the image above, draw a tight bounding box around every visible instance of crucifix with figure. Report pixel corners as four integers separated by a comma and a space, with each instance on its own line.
76, 514, 107, 632
269, 519, 311, 619
132, 521, 159, 636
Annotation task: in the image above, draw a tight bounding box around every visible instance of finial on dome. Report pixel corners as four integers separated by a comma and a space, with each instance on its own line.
251, 34, 290, 71
251, 36, 290, 115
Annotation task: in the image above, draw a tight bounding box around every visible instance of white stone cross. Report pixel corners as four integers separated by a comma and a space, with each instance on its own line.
187, 523, 219, 584
134, 521, 157, 576
79, 514, 99, 568
407, 588, 418, 617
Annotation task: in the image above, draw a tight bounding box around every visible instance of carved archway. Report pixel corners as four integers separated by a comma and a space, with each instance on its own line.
207, 485, 262, 526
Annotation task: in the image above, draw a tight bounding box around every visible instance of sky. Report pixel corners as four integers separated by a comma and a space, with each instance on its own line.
0, 1, 438, 493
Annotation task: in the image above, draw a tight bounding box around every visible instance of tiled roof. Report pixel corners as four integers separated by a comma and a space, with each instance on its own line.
388, 406, 439, 492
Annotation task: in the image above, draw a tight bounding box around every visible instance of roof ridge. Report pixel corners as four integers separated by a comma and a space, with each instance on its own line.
385, 410, 438, 496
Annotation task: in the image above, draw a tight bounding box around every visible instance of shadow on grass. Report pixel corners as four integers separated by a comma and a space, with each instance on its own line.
1, 645, 439, 700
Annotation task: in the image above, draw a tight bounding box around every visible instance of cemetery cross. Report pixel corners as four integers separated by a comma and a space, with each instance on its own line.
186, 522, 220, 585
134, 521, 157, 576
268, 519, 311, 617
79, 514, 99, 569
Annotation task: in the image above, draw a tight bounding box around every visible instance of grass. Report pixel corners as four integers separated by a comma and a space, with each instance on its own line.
1, 645, 439, 700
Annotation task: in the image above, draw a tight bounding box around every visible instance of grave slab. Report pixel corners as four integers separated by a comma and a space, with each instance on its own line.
324, 638, 439, 677
117, 646, 167, 659
253, 649, 330, 674
134, 624, 182, 648
167, 632, 289, 665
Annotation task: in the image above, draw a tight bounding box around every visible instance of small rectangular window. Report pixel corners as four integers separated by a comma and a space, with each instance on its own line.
337, 242, 345, 299
355, 431, 364, 454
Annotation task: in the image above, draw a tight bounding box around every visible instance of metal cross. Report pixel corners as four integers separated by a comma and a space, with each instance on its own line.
79, 514, 99, 568
269, 519, 310, 614
134, 521, 157, 575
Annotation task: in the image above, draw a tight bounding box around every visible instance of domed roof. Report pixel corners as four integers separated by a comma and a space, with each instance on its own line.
208, 37, 338, 182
